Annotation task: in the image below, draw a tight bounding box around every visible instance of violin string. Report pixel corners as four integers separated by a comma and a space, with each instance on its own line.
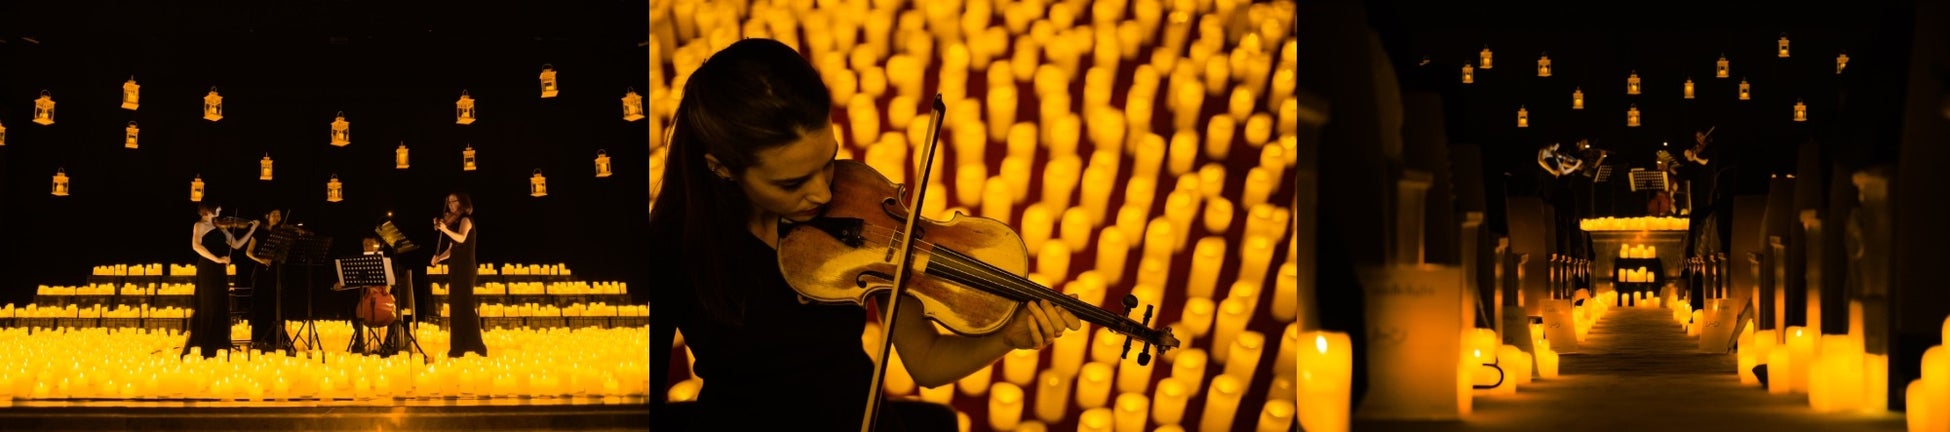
855, 224, 1129, 326
857, 225, 1046, 306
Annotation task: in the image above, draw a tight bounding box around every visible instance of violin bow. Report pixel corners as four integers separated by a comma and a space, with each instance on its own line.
860, 94, 948, 432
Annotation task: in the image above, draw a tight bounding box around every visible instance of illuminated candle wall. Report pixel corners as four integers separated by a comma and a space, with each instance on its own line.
654, 0, 1299, 429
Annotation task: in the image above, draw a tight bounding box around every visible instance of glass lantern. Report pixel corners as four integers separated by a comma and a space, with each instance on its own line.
1537, 53, 1551, 77
122, 77, 141, 110
396, 142, 411, 169
539, 64, 559, 98
595, 150, 613, 177
190, 175, 205, 202
1572, 88, 1584, 110
0, 119, 7, 146
1778, 34, 1790, 58
1794, 99, 1808, 122
622, 88, 646, 121
1461, 64, 1473, 84
1516, 106, 1528, 128
1684, 78, 1695, 99
1627, 104, 1641, 127
1626, 72, 1641, 95
125, 122, 140, 149
1716, 55, 1730, 78
260, 154, 275, 180
456, 90, 477, 125
1739, 78, 1751, 100
530, 169, 549, 197
52, 167, 71, 196
203, 87, 223, 121
327, 175, 344, 203
463, 145, 478, 171
1479, 46, 1493, 69
331, 112, 351, 146
33, 90, 55, 125
1837, 52, 1849, 74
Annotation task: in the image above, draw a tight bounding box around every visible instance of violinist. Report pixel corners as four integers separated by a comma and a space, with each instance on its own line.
649, 38, 1081, 432
243, 209, 285, 351
431, 191, 486, 358
184, 204, 257, 359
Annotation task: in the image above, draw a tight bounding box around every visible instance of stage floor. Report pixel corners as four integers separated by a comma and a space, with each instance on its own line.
0, 397, 649, 431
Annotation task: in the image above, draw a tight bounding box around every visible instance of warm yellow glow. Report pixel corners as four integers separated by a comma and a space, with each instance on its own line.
1572, 88, 1584, 110
1717, 54, 1730, 78
202, 87, 224, 121
1794, 99, 1808, 122
34, 90, 56, 125
1536, 53, 1551, 77
125, 122, 140, 149
1480, 46, 1493, 69
51, 167, 70, 196
1627, 104, 1641, 127
1626, 71, 1641, 95
121, 77, 141, 110
1517, 105, 1529, 128
326, 174, 344, 203
1778, 34, 1790, 58
1462, 64, 1474, 83
1740, 78, 1752, 100
529, 169, 549, 197
260, 154, 275, 180
1684, 78, 1695, 99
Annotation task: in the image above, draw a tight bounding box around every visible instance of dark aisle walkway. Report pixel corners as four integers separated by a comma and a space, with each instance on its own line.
1353, 306, 1907, 431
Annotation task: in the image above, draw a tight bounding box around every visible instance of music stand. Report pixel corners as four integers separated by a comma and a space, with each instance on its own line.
282, 229, 334, 360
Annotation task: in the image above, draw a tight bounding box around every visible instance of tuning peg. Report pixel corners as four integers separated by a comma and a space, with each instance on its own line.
1121, 294, 1137, 310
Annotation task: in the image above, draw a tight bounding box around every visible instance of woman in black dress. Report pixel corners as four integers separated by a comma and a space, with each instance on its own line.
185, 204, 255, 359
432, 192, 486, 358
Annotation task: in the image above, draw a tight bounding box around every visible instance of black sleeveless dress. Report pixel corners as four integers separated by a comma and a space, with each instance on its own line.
182, 225, 231, 358
446, 217, 488, 358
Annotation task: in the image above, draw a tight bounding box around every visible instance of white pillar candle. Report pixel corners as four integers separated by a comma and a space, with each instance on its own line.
920, 383, 956, 404
1256, 399, 1296, 432
1017, 204, 1055, 258
1114, 392, 1150, 432
1058, 207, 1095, 252
1151, 378, 1190, 426
1169, 347, 1210, 392
979, 27, 1008, 72
982, 176, 1014, 225
1226, 87, 1258, 123
1239, 236, 1276, 287
1002, 347, 1042, 388
1086, 65, 1117, 114
1116, 206, 1149, 247
1093, 327, 1127, 365
1141, 218, 1176, 262
924, 180, 950, 219
1788, 326, 1814, 393
863, 10, 895, 59
1117, 342, 1159, 394
1132, 133, 1168, 183
957, 163, 989, 208
1200, 375, 1247, 432
1173, 81, 1205, 133
1181, 297, 1217, 339
1087, 227, 1130, 285
1188, 237, 1228, 299
1267, 67, 1298, 110
1229, 280, 1263, 320
1243, 204, 1278, 250
847, 94, 880, 146
1242, 112, 1277, 151
1077, 362, 1116, 409
1135, 0, 1164, 43
989, 382, 1025, 431
1035, 64, 1069, 98
1226, 330, 1267, 384
1080, 165, 1116, 227
1008, 38, 1039, 83
1242, 166, 1278, 210
1212, 296, 1252, 364
1080, 407, 1115, 432
1036, 370, 1074, 423
957, 362, 993, 397
1163, 191, 1199, 252
672, 0, 700, 41
1204, 197, 1235, 234
1044, 112, 1081, 159
1039, 241, 1072, 280
1272, 263, 1298, 322
1052, 318, 1093, 379
951, 122, 985, 167
1003, 157, 1033, 202
1273, 323, 1302, 380
1121, 178, 1159, 223
989, 88, 1020, 143
1769, 346, 1792, 394
1091, 110, 1129, 157
1163, 9, 1193, 55
1168, 130, 1199, 176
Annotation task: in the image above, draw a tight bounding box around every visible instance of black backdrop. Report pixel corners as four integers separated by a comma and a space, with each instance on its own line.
0, 1, 652, 312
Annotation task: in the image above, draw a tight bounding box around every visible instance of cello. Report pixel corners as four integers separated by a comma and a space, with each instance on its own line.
777, 95, 1179, 431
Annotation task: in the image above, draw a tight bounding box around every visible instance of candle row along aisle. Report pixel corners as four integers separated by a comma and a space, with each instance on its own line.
0, 325, 649, 402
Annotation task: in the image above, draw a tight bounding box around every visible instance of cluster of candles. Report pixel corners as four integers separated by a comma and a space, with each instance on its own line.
1570, 290, 1616, 343
429, 282, 629, 296
1580, 217, 1689, 232
442, 303, 649, 318
1905, 315, 1950, 430
1617, 267, 1656, 283
1727, 303, 1950, 427
92, 263, 236, 277
0, 325, 650, 402
36, 284, 197, 296
427, 263, 572, 276
1617, 244, 1658, 259
1625, 290, 1664, 308
0, 304, 191, 319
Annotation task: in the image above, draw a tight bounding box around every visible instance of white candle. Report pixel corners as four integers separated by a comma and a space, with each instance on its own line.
920, 383, 956, 404
1170, 347, 1209, 393
1163, 10, 1193, 56
1092, 327, 1126, 365
1096, 228, 1131, 286
1117, 20, 1143, 59
951, 119, 985, 166
1117, 344, 1158, 394
847, 94, 880, 146
988, 88, 1019, 144
1039, 241, 1072, 280
1181, 297, 1216, 338
1168, 130, 1199, 177
1239, 235, 1276, 287
1226, 330, 1267, 384
1077, 362, 1115, 409
1132, 133, 1168, 184
1011, 38, 1039, 82
1163, 191, 1198, 252
1257, 399, 1296, 432
1226, 87, 1258, 124
989, 382, 1025, 431
1052, 314, 1093, 378
1114, 392, 1150, 432
1204, 197, 1235, 234
1003, 157, 1032, 202
1004, 349, 1041, 387
1173, 81, 1205, 132
1241, 166, 1278, 211
1080, 165, 1116, 227
1036, 370, 1074, 423
958, 363, 993, 397
1212, 297, 1251, 364
1061, 207, 1094, 252
1136, 256, 1171, 293
1080, 407, 1115, 432
982, 176, 1014, 225
1035, 63, 1068, 98
1789, 326, 1814, 393
1125, 176, 1160, 222
1269, 262, 1300, 323
1017, 204, 1055, 258
1196, 163, 1227, 199
1152, 377, 1190, 426
1116, 206, 1149, 247
1200, 375, 1247, 432
1050, 112, 1083, 159
1188, 237, 1228, 299
1768, 345, 1792, 394
1043, 155, 1082, 212
956, 162, 988, 208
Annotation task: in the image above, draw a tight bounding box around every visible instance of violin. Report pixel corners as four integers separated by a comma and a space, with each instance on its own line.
213, 216, 257, 229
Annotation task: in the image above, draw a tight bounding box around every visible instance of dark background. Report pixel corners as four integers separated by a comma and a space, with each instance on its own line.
1357, 1, 1916, 228
0, 0, 652, 312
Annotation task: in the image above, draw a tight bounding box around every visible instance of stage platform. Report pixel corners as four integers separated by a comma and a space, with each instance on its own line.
0, 397, 649, 431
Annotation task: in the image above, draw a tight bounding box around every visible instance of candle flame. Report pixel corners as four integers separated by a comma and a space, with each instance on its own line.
1316, 335, 1328, 353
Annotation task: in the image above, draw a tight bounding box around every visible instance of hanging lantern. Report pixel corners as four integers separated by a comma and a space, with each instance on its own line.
330, 112, 351, 146
1794, 99, 1808, 122
326, 174, 344, 203
52, 167, 70, 196
1716, 54, 1730, 78
0, 119, 7, 146
595, 149, 613, 178
1837, 52, 1849, 74
33, 90, 55, 125
1572, 87, 1584, 110
1684, 78, 1695, 99
1479, 46, 1493, 69
1516, 106, 1529, 128
121, 77, 140, 110
463, 145, 478, 171
1626, 71, 1641, 95
125, 122, 140, 149
1461, 64, 1474, 84
1739, 78, 1752, 100
456, 90, 477, 125
530, 169, 549, 197
1627, 104, 1641, 127
1536, 53, 1551, 77
190, 175, 205, 202
622, 88, 647, 121
395, 142, 411, 169
202, 87, 223, 121
1778, 33, 1790, 58
539, 64, 560, 98
260, 154, 275, 180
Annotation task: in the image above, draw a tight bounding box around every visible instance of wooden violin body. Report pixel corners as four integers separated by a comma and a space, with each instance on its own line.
779, 160, 1024, 336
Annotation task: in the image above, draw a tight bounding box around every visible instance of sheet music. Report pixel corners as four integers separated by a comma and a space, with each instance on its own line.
335, 255, 395, 288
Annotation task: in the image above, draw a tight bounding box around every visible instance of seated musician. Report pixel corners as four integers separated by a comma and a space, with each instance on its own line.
334, 237, 400, 355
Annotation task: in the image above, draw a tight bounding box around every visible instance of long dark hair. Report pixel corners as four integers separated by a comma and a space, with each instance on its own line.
649, 38, 834, 326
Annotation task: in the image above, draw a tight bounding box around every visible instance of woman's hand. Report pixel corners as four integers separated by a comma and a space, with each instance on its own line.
1002, 298, 1083, 350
